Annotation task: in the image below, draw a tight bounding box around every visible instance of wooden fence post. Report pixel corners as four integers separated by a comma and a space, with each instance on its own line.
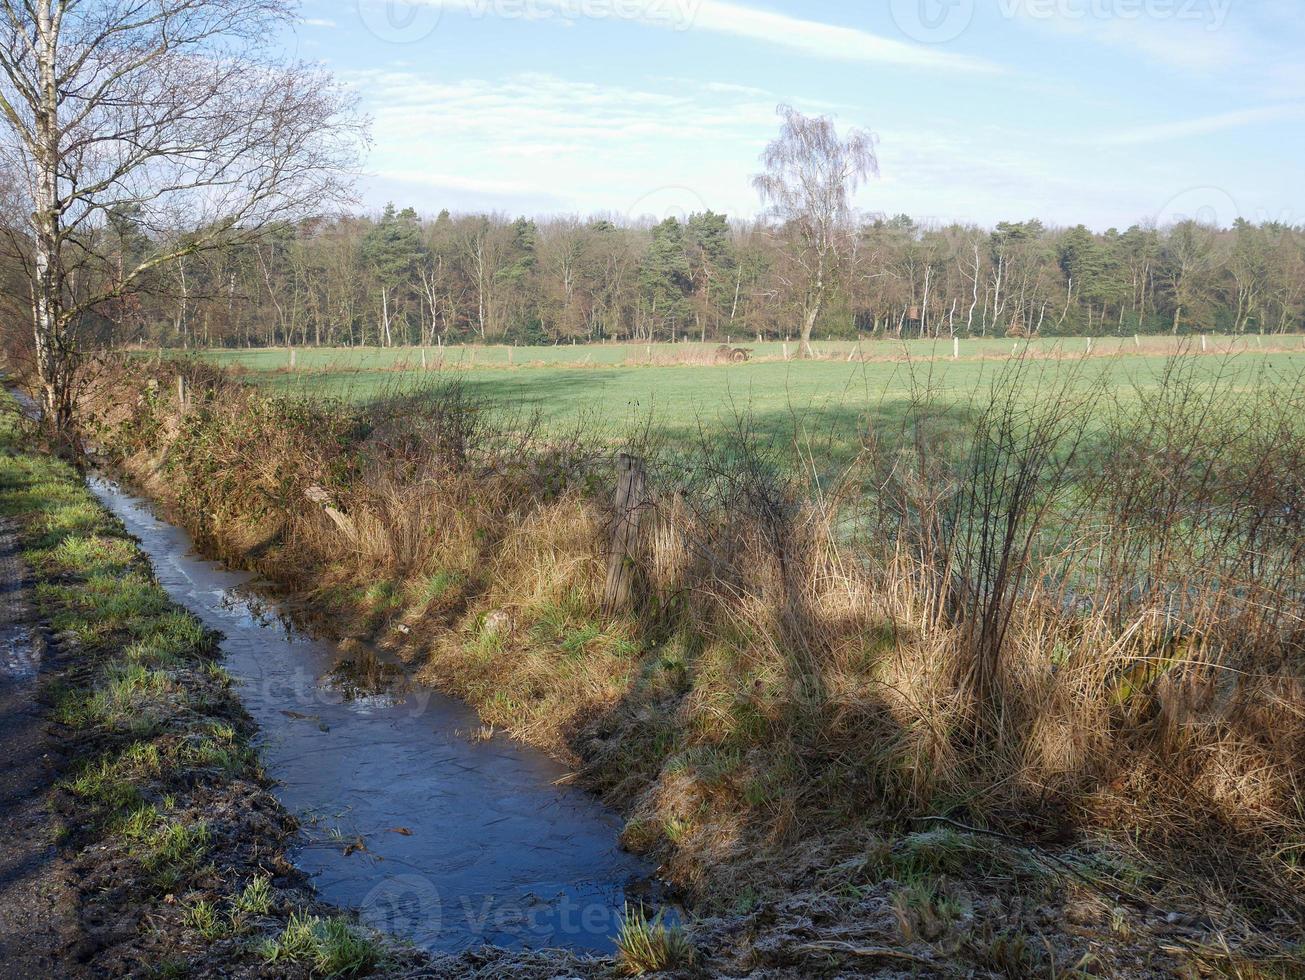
603, 454, 648, 616
176, 374, 189, 413
305, 486, 356, 538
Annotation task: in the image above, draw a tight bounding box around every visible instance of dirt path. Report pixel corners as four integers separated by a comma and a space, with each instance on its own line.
0, 521, 85, 978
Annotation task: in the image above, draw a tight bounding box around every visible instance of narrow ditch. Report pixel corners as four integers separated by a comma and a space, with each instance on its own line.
88, 476, 666, 956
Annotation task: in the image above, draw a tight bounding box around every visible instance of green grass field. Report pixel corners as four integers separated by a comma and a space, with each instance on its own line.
193, 337, 1305, 461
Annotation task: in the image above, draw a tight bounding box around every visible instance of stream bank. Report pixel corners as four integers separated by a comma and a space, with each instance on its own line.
0, 398, 641, 978
88, 475, 663, 956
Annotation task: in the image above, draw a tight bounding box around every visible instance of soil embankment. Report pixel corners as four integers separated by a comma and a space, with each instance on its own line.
0, 398, 628, 977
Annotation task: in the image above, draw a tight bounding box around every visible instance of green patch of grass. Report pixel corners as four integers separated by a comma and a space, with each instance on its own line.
233, 874, 275, 917
409, 569, 468, 606
146, 958, 190, 979
615, 904, 696, 977
868, 827, 1031, 885
964, 924, 1047, 978
258, 911, 384, 976
63, 752, 150, 813
183, 899, 227, 941
142, 820, 212, 890
363, 580, 402, 611
119, 803, 162, 842
892, 876, 969, 943
180, 727, 254, 775
529, 592, 641, 661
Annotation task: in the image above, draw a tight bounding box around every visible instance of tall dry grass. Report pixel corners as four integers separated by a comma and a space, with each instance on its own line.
88, 351, 1305, 925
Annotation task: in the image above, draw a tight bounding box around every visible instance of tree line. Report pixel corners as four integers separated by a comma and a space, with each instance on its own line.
76, 205, 1305, 352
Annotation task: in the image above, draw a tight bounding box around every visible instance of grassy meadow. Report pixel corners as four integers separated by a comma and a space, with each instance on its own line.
194, 337, 1305, 464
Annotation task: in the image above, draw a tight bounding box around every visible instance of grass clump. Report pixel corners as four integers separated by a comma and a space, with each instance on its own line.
258, 911, 384, 976
233, 874, 275, 917
615, 905, 696, 976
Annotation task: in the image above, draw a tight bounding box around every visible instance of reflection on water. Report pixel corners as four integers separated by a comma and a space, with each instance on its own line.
88, 476, 661, 954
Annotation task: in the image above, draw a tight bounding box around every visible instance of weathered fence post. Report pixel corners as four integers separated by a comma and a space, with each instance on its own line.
953, 337, 960, 360
288, 347, 297, 370
305, 485, 356, 538
176, 374, 189, 414
603, 454, 648, 616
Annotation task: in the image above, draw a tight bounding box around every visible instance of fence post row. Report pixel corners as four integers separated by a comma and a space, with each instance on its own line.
603, 453, 649, 616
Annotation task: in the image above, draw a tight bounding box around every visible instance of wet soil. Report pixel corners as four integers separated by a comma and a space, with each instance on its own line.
0, 522, 87, 978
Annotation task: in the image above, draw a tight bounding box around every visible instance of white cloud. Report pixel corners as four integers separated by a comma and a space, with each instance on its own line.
302, 16, 337, 27
1099, 104, 1305, 145
685, 1, 1000, 74
349, 69, 1108, 227
433, 0, 1001, 74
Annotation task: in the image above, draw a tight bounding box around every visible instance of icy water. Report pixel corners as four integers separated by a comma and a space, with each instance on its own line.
89, 477, 659, 954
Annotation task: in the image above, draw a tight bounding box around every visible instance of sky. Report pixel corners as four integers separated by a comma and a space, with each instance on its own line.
290, 0, 1305, 231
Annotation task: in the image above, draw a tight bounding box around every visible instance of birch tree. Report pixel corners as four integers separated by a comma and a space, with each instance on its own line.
753, 104, 877, 357
0, 0, 363, 435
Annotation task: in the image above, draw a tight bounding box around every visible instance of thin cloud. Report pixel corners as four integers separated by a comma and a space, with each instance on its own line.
436, 0, 1002, 74
688, 1, 1000, 74
1100, 105, 1305, 146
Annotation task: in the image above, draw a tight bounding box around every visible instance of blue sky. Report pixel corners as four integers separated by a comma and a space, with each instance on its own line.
290, 0, 1304, 230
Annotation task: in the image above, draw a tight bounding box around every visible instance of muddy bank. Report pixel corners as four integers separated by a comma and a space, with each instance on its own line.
0, 402, 648, 978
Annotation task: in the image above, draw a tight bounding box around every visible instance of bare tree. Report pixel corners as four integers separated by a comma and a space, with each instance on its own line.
753, 104, 877, 357
0, 0, 364, 435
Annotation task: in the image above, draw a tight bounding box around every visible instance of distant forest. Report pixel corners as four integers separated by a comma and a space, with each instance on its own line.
28, 205, 1305, 348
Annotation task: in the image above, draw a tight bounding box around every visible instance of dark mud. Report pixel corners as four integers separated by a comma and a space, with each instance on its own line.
0, 522, 86, 977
